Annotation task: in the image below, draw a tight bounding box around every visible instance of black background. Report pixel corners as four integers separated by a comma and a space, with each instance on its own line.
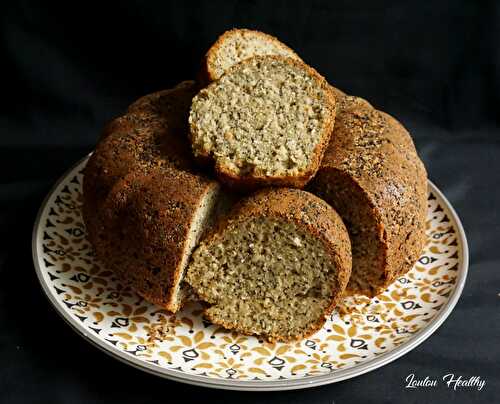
1, 1, 499, 403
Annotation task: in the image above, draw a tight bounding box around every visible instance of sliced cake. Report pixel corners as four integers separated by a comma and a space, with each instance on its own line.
189, 55, 336, 189
186, 188, 352, 342
100, 167, 219, 312
83, 81, 221, 312
309, 94, 428, 297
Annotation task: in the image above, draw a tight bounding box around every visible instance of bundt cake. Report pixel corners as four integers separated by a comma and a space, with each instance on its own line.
189, 55, 336, 189
199, 28, 301, 84
185, 188, 352, 342
309, 93, 428, 297
82, 28, 429, 341
82, 81, 221, 312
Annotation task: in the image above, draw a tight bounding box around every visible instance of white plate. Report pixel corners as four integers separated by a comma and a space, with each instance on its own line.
32, 156, 468, 391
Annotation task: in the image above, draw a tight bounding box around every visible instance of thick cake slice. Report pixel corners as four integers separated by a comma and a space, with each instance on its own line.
309, 94, 428, 297
189, 55, 336, 190
186, 188, 351, 342
200, 28, 301, 84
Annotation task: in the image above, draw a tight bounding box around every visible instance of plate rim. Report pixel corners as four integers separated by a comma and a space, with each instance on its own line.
32, 155, 469, 391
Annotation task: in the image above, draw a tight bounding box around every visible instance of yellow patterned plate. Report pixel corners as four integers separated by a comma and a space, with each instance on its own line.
32, 156, 468, 391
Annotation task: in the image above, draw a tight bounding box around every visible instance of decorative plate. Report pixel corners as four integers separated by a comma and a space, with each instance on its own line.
32, 156, 468, 391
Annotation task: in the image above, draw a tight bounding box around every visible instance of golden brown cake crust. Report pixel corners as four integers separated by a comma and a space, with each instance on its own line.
194, 188, 352, 342
310, 93, 428, 297
82, 81, 219, 312
328, 85, 347, 103
198, 28, 302, 86
190, 55, 337, 191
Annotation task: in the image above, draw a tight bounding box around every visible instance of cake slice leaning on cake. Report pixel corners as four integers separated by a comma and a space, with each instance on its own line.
185, 188, 352, 342
189, 55, 336, 189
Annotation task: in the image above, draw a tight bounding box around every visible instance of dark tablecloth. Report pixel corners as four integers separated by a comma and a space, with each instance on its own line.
1, 1, 499, 403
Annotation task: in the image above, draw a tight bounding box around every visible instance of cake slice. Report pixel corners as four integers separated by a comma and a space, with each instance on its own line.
199, 28, 301, 84
308, 94, 428, 297
185, 188, 351, 342
189, 55, 337, 190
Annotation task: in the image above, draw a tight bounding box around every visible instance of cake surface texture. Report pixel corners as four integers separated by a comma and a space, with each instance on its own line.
189, 55, 336, 189
185, 188, 352, 342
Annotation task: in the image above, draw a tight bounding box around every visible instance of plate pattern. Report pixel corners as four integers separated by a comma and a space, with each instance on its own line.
33, 158, 465, 386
